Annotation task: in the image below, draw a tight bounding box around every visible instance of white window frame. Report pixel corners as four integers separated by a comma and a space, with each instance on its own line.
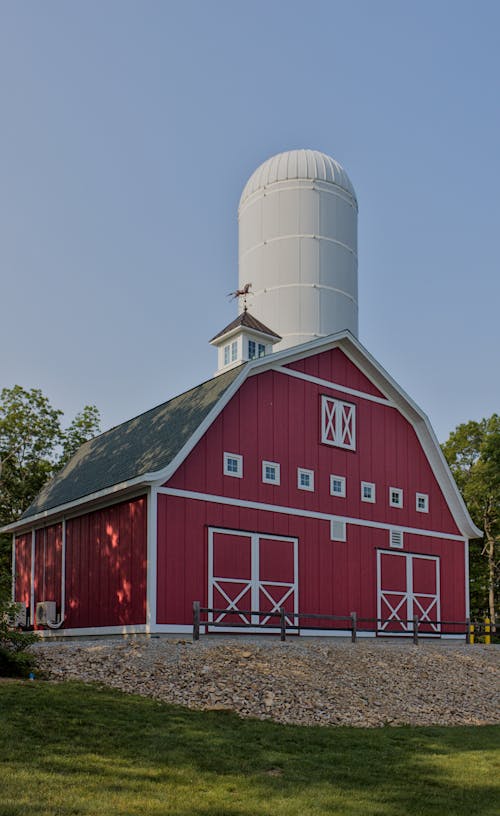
262, 461, 280, 485
361, 481, 376, 503
230, 340, 238, 362
223, 452, 243, 478
330, 519, 347, 542
416, 493, 429, 513
248, 339, 256, 359
223, 344, 230, 366
389, 487, 403, 508
258, 343, 266, 357
330, 475, 346, 498
321, 396, 356, 451
297, 468, 314, 492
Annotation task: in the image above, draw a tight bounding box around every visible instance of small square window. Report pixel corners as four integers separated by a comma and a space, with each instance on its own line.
389, 487, 403, 508
224, 452, 243, 478
331, 519, 347, 542
231, 340, 238, 362
248, 340, 256, 359
258, 343, 266, 357
262, 461, 280, 485
297, 468, 314, 491
330, 475, 346, 497
361, 481, 376, 503
416, 493, 429, 513
223, 345, 230, 366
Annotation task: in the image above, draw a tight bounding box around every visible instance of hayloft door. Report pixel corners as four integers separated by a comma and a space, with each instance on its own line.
208, 528, 298, 629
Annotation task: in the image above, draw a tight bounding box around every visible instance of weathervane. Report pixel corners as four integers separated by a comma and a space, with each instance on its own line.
227, 282, 253, 310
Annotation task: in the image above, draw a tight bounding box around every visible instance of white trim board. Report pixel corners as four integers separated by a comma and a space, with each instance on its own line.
146, 486, 158, 633
273, 365, 394, 407
158, 486, 467, 543
32, 624, 148, 638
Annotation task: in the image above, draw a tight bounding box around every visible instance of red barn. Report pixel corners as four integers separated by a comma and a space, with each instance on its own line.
5, 149, 480, 638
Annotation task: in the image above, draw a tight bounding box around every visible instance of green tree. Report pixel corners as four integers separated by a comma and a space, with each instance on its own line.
58, 404, 101, 470
0, 386, 100, 598
442, 415, 500, 624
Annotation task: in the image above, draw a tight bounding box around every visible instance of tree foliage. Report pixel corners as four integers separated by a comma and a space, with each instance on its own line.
442, 415, 500, 623
0, 386, 101, 528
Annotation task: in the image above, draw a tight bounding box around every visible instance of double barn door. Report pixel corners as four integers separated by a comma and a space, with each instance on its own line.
208, 528, 298, 628
377, 550, 441, 634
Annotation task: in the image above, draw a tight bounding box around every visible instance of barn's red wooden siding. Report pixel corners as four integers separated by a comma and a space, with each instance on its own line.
286, 347, 386, 399
159, 347, 466, 628
166, 349, 460, 537
34, 525, 62, 618
65, 496, 147, 629
156, 494, 466, 627
14, 534, 32, 609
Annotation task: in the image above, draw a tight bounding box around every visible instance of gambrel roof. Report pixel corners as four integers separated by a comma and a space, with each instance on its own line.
17, 366, 242, 521
3, 332, 481, 539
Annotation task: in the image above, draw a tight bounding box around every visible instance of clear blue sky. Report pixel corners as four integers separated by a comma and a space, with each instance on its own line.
1, 1, 499, 443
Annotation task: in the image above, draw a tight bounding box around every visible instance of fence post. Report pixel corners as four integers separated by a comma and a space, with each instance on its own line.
485, 617, 491, 645
350, 611, 357, 643
193, 600, 200, 642
413, 615, 419, 645
470, 622, 475, 645
280, 607, 286, 642
465, 617, 470, 644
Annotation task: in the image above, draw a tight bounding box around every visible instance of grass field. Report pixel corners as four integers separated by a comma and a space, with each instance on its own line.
0, 681, 498, 816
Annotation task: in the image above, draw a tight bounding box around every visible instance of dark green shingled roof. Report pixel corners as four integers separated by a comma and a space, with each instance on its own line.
21, 366, 243, 519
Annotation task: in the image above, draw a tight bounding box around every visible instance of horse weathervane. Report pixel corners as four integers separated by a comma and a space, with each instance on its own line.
227, 282, 253, 310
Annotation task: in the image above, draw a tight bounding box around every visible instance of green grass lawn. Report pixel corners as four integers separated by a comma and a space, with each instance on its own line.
0, 681, 498, 816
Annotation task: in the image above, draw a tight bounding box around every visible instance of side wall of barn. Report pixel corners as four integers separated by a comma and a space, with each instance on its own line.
13, 495, 147, 630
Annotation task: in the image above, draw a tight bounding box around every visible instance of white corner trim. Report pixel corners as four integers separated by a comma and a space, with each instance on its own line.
157, 486, 467, 542
464, 539, 470, 618
146, 486, 158, 633
61, 519, 66, 622
30, 530, 35, 626
11, 534, 15, 603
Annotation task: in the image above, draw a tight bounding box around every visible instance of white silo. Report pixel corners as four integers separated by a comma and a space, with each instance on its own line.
238, 149, 358, 350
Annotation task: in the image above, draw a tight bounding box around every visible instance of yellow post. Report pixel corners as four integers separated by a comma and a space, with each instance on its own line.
470, 623, 475, 645
484, 617, 491, 645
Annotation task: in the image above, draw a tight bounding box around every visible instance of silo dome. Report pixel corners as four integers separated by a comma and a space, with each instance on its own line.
238, 149, 358, 351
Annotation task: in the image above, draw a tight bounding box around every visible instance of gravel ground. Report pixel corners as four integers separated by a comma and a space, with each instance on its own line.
32, 636, 500, 728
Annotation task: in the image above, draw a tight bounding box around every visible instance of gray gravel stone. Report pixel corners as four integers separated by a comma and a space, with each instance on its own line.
32, 636, 500, 728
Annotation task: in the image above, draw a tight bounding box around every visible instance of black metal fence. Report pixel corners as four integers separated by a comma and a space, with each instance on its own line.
192, 601, 497, 644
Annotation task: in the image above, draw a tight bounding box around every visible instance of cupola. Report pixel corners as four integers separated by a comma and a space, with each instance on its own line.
210, 308, 281, 375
